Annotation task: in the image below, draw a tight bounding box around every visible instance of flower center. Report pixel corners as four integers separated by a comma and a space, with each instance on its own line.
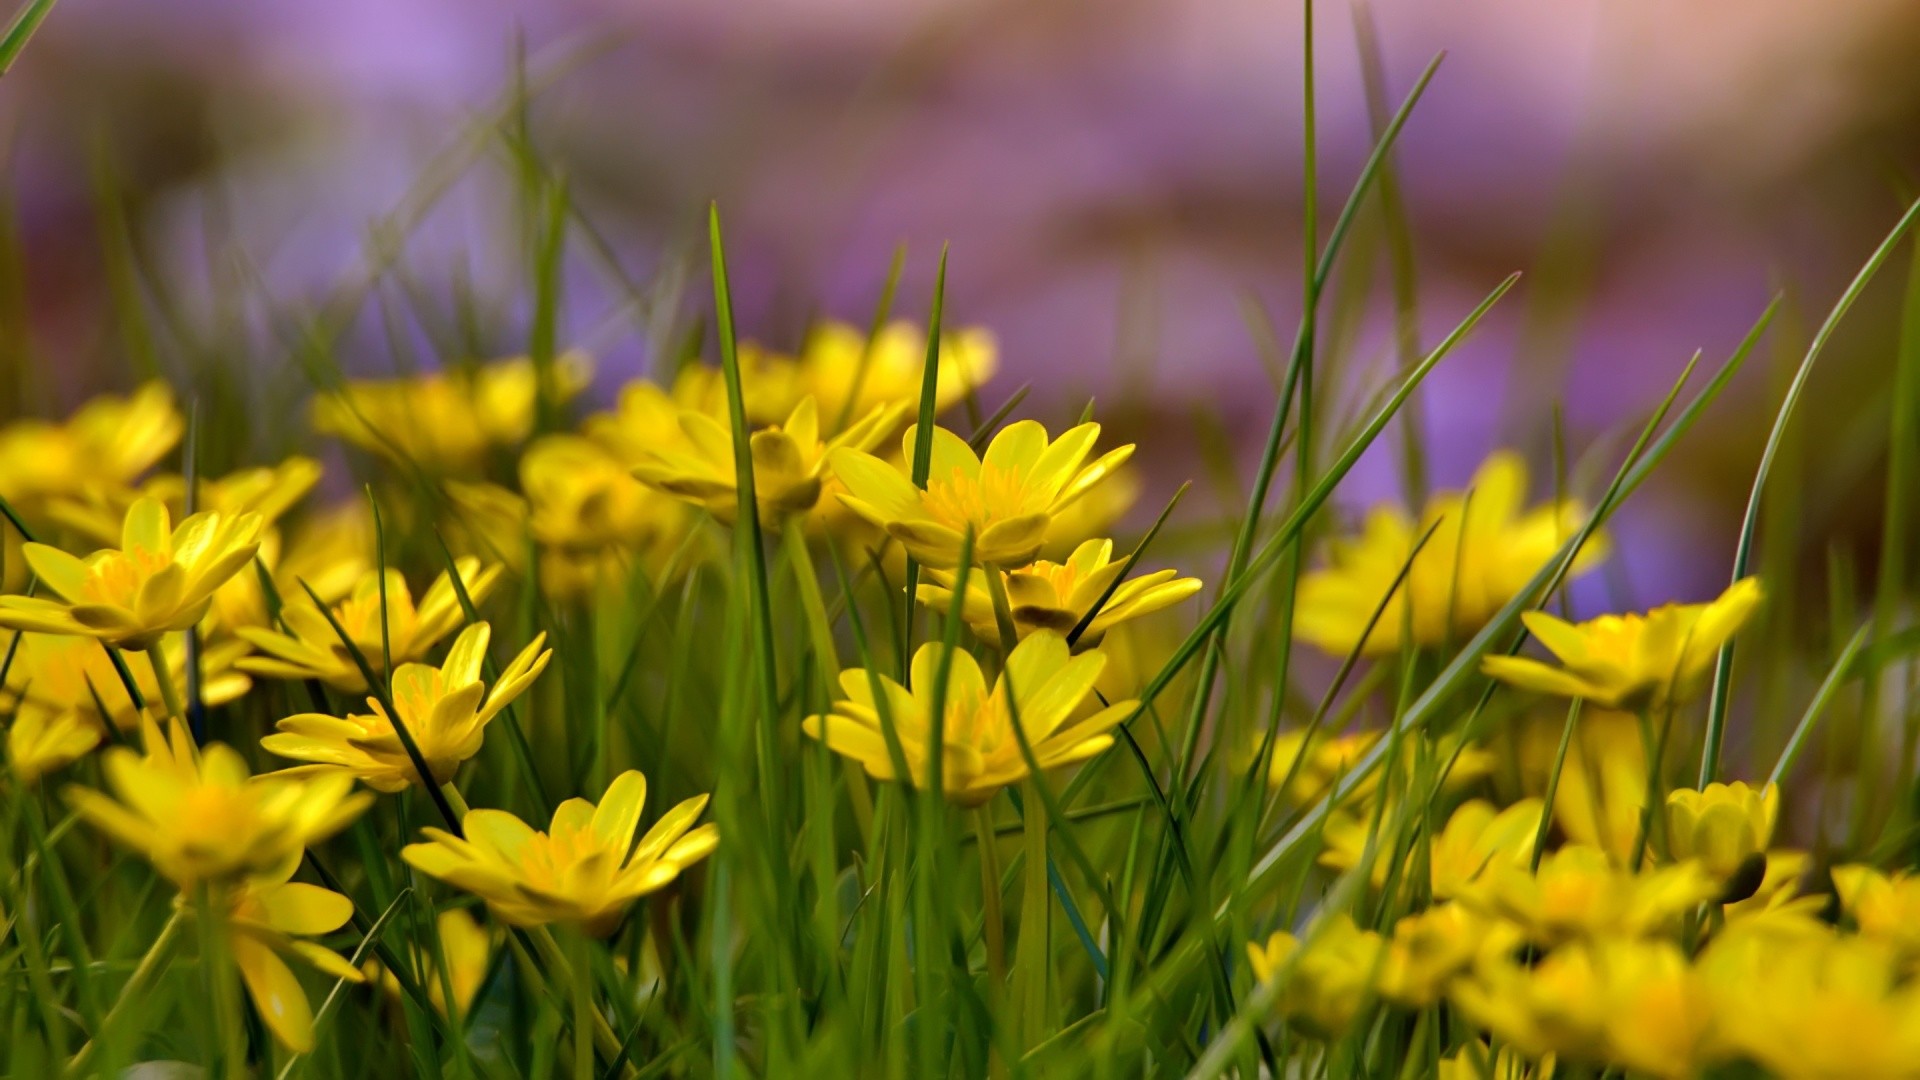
921, 464, 1030, 533
83, 549, 171, 605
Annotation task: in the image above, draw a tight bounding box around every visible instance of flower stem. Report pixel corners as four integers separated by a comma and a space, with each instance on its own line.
149, 650, 186, 722
198, 885, 248, 1080
973, 806, 1007, 989
982, 565, 1019, 653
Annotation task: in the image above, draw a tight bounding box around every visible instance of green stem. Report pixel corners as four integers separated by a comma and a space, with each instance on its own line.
982, 564, 1020, 653
198, 885, 247, 1080
974, 807, 1007, 990
149, 650, 185, 722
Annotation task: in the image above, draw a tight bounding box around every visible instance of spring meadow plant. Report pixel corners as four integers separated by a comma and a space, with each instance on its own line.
8, 19, 1920, 1080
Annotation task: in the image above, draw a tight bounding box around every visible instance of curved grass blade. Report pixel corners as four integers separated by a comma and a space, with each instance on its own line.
1701, 196, 1920, 784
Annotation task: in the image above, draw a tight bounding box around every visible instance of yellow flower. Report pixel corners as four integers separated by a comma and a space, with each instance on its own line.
1518, 708, 1648, 864
1460, 844, 1717, 946
312, 354, 592, 473
49, 455, 323, 548
212, 858, 366, 1053
366, 908, 494, 1020
65, 717, 371, 887
1266, 727, 1493, 809
0, 497, 264, 650
1454, 940, 1715, 1078
666, 321, 997, 428
235, 558, 501, 692
1376, 903, 1521, 1007
1295, 451, 1605, 657
1246, 915, 1388, 1038
802, 630, 1134, 806
631, 395, 905, 525
1665, 781, 1777, 880
915, 538, 1201, 647
6, 706, 100, 785
1317, 798, 1542, 897
1833, 865, 1920, 958
0, 381, 181, 512
402, 770, 718, 936
1427, 798, 1544, 900
208, 502, 373, 636
1, 630, 251, 736
521, 435, 692, 590
1704, 927, 1920, 1079
263, 622, 550, 792
831, 421, 1135, 568
1451, 943, 1610, 1064
1482, 578, 1763, 710
786, 319, 997, 425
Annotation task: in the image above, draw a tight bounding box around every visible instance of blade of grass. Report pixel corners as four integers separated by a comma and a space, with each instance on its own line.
1701, 196, 1920, 784
0, 0, 58, 77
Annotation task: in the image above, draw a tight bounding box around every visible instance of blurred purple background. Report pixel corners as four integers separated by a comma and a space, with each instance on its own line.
6, 0, 1920, 611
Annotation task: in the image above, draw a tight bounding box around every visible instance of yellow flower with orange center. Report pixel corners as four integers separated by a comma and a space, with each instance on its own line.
803, 630, 1134, 806
0, 380, 181, 513
263, 622, 550, 791
402, 770, 718, 936
916, 538, 1201, 646
1483, 578, 1763, 710
831, 421, 1134, 568
1296, 451, 1605, 657
64, 717, 371, 887
236, 558, 500, 692
630, 394, 905, 526
0, 497, 263, 651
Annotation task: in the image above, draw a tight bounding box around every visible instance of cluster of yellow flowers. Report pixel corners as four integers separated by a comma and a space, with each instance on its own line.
1242, 453, 1920, 1078
4, 317, 1908, 1077
0, 319, 1206, 1055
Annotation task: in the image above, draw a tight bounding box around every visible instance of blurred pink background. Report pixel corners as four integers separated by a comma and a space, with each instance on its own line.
6, 0, 1920, 608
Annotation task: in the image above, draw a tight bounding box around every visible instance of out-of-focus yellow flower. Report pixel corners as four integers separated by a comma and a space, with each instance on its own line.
916, 538, 1201, 647
1483, 578, 1763, 710
632, 395, 905, 526
6, 706, 99, 785
208, 502, 373, 636
1460, 844, 1717, 946
1266, 728, 1494, 809
0, 381, 181, 513
1455, 940, 1715, 1078
831, 421, 1134, 568
1451, 943, 1609, 1064
787, 320, 997, 425
65, 717, 371, 887
1664, 781, 1776, 880
264, 623, 550, 792
402, 770, 718, 936
1437, 1045, 1554, 1080
1833, 865, 1920, 958
1246, 915, 1387, 1038
1295, 451, 1605, 657
1039, 463, 1140, 562
1428, 798, 1543, 900
802, 631, 1133, 806
0, 497, 263, 650
671, 321, 997, 428
521, 434, 692, 592
1376, 903, 1521, 1006
366, 908, 494, 1020
312, 354, 591, 473
1705, 927, 1920, 1079
1518, 708, 1648, 864
1318, 798, 1542, 896
1, 631, 251, 736
50, 456, 323, 548
236, 558, 500, 692
1721, 850, 1824, 928
212, 857, 365, 1052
